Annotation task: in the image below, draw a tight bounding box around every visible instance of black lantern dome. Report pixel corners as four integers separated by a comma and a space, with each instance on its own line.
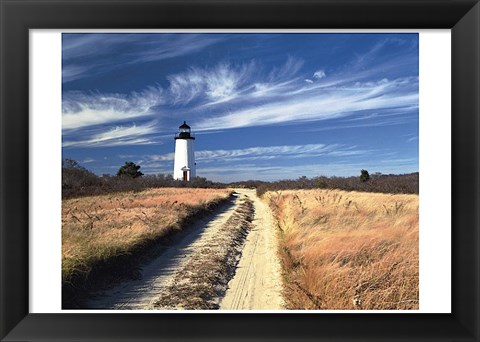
179, 121, 190, 130
175, 121, 195, 140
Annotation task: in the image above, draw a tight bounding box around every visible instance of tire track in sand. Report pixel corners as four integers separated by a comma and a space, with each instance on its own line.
220, 189, 284, 310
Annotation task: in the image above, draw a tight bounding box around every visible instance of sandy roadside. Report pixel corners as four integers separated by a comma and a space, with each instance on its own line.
87, 194, 242, 309
220, 188, 284, 310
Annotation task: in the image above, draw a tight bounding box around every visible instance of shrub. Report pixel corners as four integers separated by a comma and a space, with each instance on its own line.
360, 169, 370, 182
62, 159, 104, 198
117, 161, 144, 178
62, 159, 228, 199
256, 173, 418, 197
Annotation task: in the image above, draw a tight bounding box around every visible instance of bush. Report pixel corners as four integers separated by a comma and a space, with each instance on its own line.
117, 161, 144, 178
256, 172, 418, 197
62, 159, 104, 198
62, 159, 227, 199
360, 169, 370, 182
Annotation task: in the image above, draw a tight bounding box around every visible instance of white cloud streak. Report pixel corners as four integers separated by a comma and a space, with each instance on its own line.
63, 34, 224, 82
62, 37, 418, 146
62, 86, 164, 130
147, 143, 367, 164
150, 152, 175, 161
168, 62, 256, 105
167, 57, 306, 106
63, 121, 158, 148
313, 70, 326, 79
268, 56, 304, 82
195, 77, 418, 131
195, 144, 339, 162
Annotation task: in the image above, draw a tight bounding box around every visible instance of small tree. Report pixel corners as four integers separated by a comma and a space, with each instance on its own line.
360, 169, 370, 182
117, 161, 144, 178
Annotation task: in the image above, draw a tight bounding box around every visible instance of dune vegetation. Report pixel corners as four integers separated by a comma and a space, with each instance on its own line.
62, 188, 232, 284
265, 189, 419, 310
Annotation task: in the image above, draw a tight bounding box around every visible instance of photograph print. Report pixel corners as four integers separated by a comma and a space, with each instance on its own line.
61, 32, 419, 310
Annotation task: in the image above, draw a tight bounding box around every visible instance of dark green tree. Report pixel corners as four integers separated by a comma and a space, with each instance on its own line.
117, 161, 144, 178
360, 169, 370, 182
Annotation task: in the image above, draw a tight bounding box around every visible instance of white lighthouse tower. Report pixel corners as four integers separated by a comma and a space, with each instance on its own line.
173, 121, 196, 181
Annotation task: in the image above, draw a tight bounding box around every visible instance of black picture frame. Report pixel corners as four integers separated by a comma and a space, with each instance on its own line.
1, 0, 479, 341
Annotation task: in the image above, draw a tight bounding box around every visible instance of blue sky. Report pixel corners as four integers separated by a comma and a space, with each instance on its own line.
62, 33, 419, 182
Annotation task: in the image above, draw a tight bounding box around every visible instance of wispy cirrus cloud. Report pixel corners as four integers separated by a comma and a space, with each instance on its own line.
62, 86, 164, 130
167, 56, 306, 106
81, 158, 95, 164
62, 65, 93, 83
185, 43, 418, 129
244, 57, 304, 99
313, 69, 326, 79
150, 152, 175, 161
267, 56, 304, 82
131, 35, 225, 64
63, 121, 158, 148
195, 144, 340, 163
63, 33, 224, 83
195, 77, 418, 132
62, 35, 418, 156
63, 66, 418, 143
168, 61, 256, 105
147, 143, 368, 165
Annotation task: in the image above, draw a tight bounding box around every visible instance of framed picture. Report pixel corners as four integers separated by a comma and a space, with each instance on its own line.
1, 0, 479, 341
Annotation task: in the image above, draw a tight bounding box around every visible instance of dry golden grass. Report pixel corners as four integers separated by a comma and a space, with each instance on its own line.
62, 188, 231, 283
265, 189, 419, 310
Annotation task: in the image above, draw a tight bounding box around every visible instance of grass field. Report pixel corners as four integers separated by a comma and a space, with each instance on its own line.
62, 188, 232, 284
265, 189, 419, 310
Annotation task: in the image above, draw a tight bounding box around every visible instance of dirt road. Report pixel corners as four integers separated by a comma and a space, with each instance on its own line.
220, 189, 284, 310
87, 188, 284, 310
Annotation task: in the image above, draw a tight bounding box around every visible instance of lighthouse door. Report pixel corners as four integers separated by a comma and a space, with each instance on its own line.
183, 170, 188, 181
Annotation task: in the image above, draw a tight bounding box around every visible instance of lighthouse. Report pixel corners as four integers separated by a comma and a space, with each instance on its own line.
173, 121, 196, 181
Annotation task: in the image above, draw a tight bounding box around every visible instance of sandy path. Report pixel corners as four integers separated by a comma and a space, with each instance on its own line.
87, 188, 284, 310
87, 194, 241, 310
220, 189, 284, 310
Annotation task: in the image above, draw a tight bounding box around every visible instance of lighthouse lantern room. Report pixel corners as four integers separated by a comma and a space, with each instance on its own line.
173, 121, 196, 181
